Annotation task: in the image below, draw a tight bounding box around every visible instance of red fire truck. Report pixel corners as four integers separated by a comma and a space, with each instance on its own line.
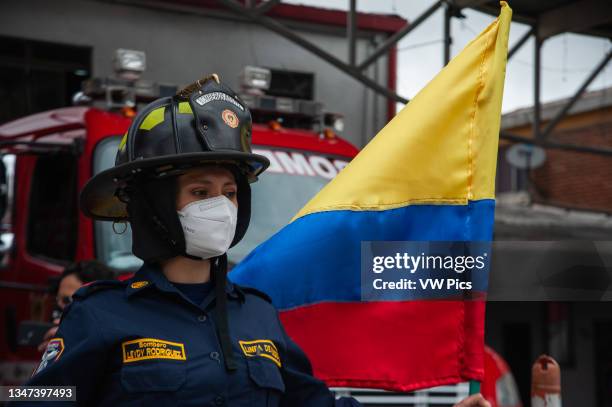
0, 61, 355, 384
0, 58, 520, 406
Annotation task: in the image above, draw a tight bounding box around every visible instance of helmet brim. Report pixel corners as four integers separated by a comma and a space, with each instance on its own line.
80, 151, 269, 221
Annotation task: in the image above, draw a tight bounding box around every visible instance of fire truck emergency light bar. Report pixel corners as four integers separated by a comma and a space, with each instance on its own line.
239, 93, 323, 117
240, 66, 271, 91
114, 49, 146, 81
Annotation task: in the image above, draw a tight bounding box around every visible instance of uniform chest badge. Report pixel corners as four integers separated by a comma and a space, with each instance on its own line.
239, 339, 281, 367
130, 281, 149, 289
33, 338, 64, 375
122, 338, 186, 363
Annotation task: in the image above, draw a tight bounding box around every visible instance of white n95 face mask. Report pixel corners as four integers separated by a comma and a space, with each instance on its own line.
177, 195, 238, 259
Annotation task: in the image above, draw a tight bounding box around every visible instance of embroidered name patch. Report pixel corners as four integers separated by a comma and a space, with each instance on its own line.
122, 338, 186, 363
194, 91, 244, 111
239, 339, 281, 367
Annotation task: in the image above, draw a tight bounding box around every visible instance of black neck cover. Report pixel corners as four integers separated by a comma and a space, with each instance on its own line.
126, 176, 185, 263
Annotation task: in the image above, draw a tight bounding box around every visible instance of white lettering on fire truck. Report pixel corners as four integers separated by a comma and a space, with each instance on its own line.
275, 151, 315, 176
253, 149, 349, 180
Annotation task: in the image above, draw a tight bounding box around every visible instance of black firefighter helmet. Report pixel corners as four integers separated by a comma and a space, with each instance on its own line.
80, 74, 270, 262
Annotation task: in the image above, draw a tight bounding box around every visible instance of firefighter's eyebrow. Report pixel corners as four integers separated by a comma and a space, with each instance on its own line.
187, 180, 236, 186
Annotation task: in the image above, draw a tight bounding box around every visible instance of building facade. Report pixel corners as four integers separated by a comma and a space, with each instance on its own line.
487, 87, 612, 406
0, 0, 405, 148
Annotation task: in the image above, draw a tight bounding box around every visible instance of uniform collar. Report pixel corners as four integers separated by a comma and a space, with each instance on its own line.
125, 262, 244, 302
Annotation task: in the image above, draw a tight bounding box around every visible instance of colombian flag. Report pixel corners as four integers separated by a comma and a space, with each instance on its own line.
231, 2, 511, 392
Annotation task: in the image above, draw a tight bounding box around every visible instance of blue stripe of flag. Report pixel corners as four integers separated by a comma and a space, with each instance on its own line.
230, 199, 495, 310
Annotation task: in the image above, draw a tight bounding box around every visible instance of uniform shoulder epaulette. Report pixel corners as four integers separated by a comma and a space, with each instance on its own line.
239, 286, 273, 303
73, 279, 126, 300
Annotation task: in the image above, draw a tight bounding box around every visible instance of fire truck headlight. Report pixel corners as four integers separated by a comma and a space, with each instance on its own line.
241, 66, 271, 91
114, 49, 146, 81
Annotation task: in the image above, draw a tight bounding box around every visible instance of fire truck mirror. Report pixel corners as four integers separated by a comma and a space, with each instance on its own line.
0, 156, 13, 258
0, 157, 7, 219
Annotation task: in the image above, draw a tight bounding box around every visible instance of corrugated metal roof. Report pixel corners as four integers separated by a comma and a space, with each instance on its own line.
501, 86, 612, 129
465, 0, 612, 39
495, 192, 612, 239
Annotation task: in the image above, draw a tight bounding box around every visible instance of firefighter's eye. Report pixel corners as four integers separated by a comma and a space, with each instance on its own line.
192, 189, 208, 197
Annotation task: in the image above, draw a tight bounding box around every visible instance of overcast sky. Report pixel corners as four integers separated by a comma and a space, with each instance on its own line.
284, 0, 611, 113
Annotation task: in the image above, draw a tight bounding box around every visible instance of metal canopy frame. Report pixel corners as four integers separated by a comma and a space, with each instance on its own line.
215, 0, 612, 155
455, 0, 612, 156
216, 0, 409, 103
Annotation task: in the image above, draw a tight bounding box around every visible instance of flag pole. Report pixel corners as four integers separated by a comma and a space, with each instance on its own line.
469, 380, 481, 395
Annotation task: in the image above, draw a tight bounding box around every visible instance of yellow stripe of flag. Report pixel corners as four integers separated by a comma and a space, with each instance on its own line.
294, 2, 511, 221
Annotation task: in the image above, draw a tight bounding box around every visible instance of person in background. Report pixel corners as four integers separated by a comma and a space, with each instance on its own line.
38, 260, 115, 352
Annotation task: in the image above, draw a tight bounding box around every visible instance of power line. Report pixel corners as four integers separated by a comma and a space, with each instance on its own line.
397, 39, 443, 52
512, 57, 612, 74
459, 21, 612, 75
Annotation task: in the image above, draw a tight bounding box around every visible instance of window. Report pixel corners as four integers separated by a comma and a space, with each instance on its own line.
267, 68, 314, 100
228, 170, 330, 264
27, 154, 78, 262
0, 36, 91, 124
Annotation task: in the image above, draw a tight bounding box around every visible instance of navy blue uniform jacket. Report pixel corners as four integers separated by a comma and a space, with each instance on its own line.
24, 263, 360, 407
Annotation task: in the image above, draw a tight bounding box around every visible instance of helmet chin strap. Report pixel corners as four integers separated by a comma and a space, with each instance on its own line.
212, 254, 237, 371
182, 253, 203, 261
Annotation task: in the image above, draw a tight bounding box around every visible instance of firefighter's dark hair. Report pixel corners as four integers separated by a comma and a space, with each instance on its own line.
61, 260, 116, 285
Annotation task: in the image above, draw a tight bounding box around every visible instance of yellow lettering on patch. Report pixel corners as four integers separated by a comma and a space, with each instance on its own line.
239, 339, 281, 367
122, 338, 186, 363
130, 281, 149, 289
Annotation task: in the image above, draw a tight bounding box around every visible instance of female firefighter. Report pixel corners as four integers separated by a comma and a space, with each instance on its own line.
27, 75, 489, 407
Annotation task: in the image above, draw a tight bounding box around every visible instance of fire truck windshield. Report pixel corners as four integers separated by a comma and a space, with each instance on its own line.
93, 137, 347, 270
228, 169, 330, 264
